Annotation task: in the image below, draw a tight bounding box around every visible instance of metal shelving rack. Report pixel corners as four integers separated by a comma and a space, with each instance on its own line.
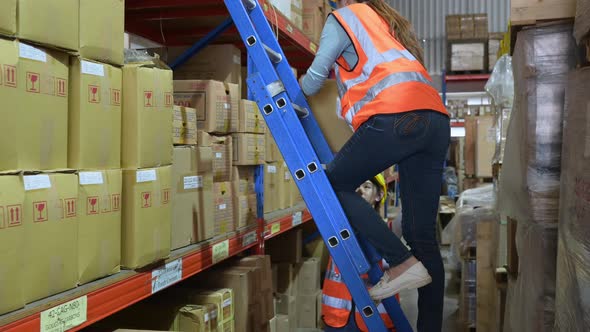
0, 1, 318, 331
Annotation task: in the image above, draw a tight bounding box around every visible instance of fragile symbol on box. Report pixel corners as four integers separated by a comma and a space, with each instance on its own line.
141, 192, 152, 208
33, 201, 48, 222
88, 85, 100, 103
165, 92, 173, 106
64, 198, 76, 218
27, 72, 40, 93
144, 91, 153, 107
162, 189, 171, 204
112, 194, 121, 211
7, 204, 22, 227
87, 196, 99, 215
4, 65, 16, 87
111, 89, 121, 106
56, 78, 67, 97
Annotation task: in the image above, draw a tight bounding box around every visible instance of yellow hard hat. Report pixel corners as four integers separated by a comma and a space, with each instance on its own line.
372, 174, 387, 206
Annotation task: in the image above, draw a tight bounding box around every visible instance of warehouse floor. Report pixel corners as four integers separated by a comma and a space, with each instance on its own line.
399, 246, 460, 332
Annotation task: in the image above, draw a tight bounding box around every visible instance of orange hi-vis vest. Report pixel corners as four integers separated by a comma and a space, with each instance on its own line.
322, 257, 400, 331
331, 4, 447, 131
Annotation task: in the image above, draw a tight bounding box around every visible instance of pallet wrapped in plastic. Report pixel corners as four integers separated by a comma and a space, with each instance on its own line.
554, 67, 590, 331
498, 23, 576, 332
485, 55, 514, 165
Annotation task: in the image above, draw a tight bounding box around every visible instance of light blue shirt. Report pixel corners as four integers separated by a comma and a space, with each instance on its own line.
300, 15, 358, 96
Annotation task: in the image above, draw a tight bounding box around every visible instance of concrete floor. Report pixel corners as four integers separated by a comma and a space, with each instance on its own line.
399, 246, 461, 332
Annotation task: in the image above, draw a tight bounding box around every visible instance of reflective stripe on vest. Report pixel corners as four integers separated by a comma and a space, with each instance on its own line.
322, 258, 395, 330
332, 4, 446, 130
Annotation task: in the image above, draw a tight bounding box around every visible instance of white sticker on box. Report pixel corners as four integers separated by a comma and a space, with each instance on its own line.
23, 175, 51, 191
40, 296, 87, 332
219, 203, 227, 210
223, 298, 232, 308
136, 169, 157, 183
224, 103, 231, 110
151, 258, 182, 294
204, 313, 210, 322
183, 176, 201, 189
216, 152, 223, 159
292, 211, 302, 227
284, 172, 291, 180
79, 172, 104, 185
267, 165, 277, 173
81, 60, 105, 77
19, 43, 46, 62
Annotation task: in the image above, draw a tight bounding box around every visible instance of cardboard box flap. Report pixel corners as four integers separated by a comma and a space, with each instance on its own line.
124, 50, 171, 70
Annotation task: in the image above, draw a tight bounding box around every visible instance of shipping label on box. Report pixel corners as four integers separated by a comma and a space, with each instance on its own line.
173, 80, 239, 134
69, 58, 122, 169
0, 40, 69, 171
173, 106, 197, 145
0, 0, 16, 37
0, 175, 25, 315
78, 169, 122, 285
212, 136, 233, 182
122, 65, 174, 169
238, 100, 266, 134
232, 133, 266, 165
214, 182, 234, 235
18, 0, 79, 51
79, 0, 125, 65
23, 172, 78, 303
122, 166, 172, 269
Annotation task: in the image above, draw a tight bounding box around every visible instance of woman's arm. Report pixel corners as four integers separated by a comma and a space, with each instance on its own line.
300, 15, 352, 96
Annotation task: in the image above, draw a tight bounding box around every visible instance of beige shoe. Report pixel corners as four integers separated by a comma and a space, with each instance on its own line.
368, 262, 432, 301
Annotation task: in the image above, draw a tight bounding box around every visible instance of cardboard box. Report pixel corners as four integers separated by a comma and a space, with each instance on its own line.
122, 166, 172, 269
464, 116, 477, 176
212, 135, 233, 182
446, 15, 462, 40
475, 116, 495, 178
214, 182, 234, 235
290, 181, 303, 206
233, 166, 256, 196
296, 291, 322, 328
0, 0, 16, 36
239, 256, 273, 292
192, 289, 234, 324
122, 64, 174, 169
270, 0, 303, 29
275, 263, 298, 296
23, 172, 78, 303
267, 229, 302, 263
79, 0, 125, 65
295, 258, 321, 295
174, 305, 209, 332
173, 106, 197, 145
0, 174, 25, 315
511, 0, 576, 25
264, 163, 279, 214
234, 194, 251, 229
278, 161, 292, 210
450, 42, 486, 72
169, 44, 242, 87
303, 0, 326, 42
265, 131, 281, 162
18, 0, 79, 51
238, 100, 266, 134
197, 131, 214, 147
232, 133, 266, 165
174, 80, 239, 134
0, 40, 69, 171
307, 80, 352, 153
275, 314, 290, 332
275, 294, 297, 329
69, 58, 122, 169
197, 146, 215, 240
172, 147, 200, 249
77, 169, 122, 285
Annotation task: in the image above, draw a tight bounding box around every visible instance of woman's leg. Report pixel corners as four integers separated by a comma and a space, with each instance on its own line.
398, 112, 449, 332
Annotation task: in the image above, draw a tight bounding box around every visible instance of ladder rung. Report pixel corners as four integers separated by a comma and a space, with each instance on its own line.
241, 0, 256, 10
292, 103, 309, 118
263, 44, 283, 63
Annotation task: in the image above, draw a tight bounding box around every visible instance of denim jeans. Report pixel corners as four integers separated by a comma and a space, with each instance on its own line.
326, 110, 450, 332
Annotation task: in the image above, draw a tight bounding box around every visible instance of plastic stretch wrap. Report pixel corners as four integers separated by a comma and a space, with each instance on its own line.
498, 23, 576, 332
444, 185, 496, 271
485, 55, 514, 165
554, 68, 590, 331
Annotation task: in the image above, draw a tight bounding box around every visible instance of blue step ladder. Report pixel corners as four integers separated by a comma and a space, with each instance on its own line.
224, 1, 413, 331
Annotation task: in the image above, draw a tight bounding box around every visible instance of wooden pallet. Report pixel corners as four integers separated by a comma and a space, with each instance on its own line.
477, 221, 500, 332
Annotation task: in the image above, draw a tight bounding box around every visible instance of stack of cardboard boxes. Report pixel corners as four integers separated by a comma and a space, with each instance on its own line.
266, 230, 323, 331
445, 14, 490, 72
0, 0, 132, 316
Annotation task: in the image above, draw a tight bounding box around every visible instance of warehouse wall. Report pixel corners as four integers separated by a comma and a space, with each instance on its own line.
386, 0, 510, 75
